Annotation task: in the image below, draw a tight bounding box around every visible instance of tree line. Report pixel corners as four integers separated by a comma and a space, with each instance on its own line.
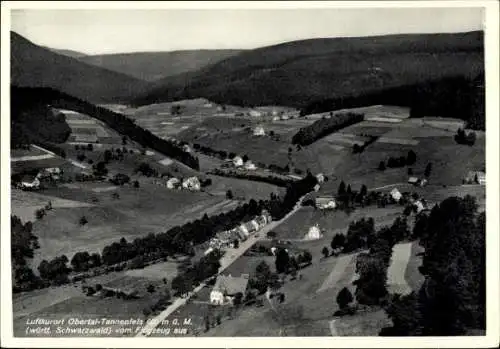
209, 168, 294, 187
11, 86, 200, 170
299, 75, 485, 131
291, 112, 364, 146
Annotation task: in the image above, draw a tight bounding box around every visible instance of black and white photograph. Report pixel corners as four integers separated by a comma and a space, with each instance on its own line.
1, 1, 499, 348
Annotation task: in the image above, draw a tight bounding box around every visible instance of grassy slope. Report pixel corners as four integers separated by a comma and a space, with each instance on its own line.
11, 32, 151, 103
131, 31, 483, 107
80, 49, 244, 81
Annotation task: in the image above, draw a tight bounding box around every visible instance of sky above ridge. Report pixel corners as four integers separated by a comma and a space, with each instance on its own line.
11, 7, 484, 55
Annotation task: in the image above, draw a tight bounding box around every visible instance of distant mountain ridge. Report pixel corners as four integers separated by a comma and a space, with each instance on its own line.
79, 49, 244, 81
11, 32, 151, 104
130, 31, 484, 108
43, 47, 88, 58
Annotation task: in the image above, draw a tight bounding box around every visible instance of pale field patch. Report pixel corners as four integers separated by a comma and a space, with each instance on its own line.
91, 186, 118, 193
387, 242, 413, 295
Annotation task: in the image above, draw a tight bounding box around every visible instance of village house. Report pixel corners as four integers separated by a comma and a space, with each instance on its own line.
315, 173, 325, 184
19, 174, 41, 190
306, 224, 322, 240
210, 274, 249, 305
182, 144, 192, 153
313, 184, 321, 192
272, 116, 280, 122
315, 196, 337, 210
408, 177, 420, 186
166, 177, 180, 189
253, 126, 265, 136
390, 188, 402, 202
414, 200, 426, 214
233, 156, 244, 167
244, 160, 257, 171
182, 177, 201, 191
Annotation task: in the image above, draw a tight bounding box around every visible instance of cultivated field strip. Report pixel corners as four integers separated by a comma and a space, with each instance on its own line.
387, 242, 413, 295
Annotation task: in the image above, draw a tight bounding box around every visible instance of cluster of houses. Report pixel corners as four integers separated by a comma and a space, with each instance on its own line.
152, 176, 201, 191
231, 156, 257, 171
408, 176, 428, 187
390, 187, 428, 214
15, 167, 62, 190
206, 210, 272, 251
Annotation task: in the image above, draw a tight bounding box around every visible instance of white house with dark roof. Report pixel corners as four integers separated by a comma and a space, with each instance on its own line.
210, 274, 249, 305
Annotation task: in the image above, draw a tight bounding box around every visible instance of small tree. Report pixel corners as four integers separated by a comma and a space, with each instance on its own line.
322, 246, 330, 259
337, 287, 354, 309
424, 163, 432, 178
79, 216, 88, 226
233, 239, 239, 249
87, 143, 93, 151
226, 190, 234, 199
406, 150, 417, 165
147, 284, 156, 294
35, 208, 46, 220
133, 180, 140, 188
360, 184, 368, 197
408, 168, 413, 176
331, 233, 346, 253
337, 181, 346, 196
378, 161, 386, 171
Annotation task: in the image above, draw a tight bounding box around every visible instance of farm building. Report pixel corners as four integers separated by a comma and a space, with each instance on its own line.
408, 177, 421, 186
249, 110, 263, 118
315, 197, 336, 210
19, 174, 41, 190
272, 116, 280, 122
244, 161, 257, 171
253, 126, 265, 136
315, 173, 325, 183
414, 200, 426, 214
182, 177, 201, 191
390, 188, 402, 202
182, 144, 192, 153
233, 156, 244, 167
313, 184, 321, 192
166, 177, 181, 189
306, 224, 322, 240
210, 274, 249, 305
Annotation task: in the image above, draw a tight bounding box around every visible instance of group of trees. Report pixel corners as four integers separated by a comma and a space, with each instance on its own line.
12, 87, 200, 170
11, 92, 71, 149
70, 251, 102, 272
352, 136, 378, 154
336, 181, 369, 208
275, 248, 312, 274
210, 168, 293, 187
292, 112, 364, 146
11, 216, 41, 292
135, 162, 158, 177
454, 128, 476, 146
382, 196, 485, 335
38, 255, 72, 285
378, 150, 417, 171
171, 250, 222, 297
